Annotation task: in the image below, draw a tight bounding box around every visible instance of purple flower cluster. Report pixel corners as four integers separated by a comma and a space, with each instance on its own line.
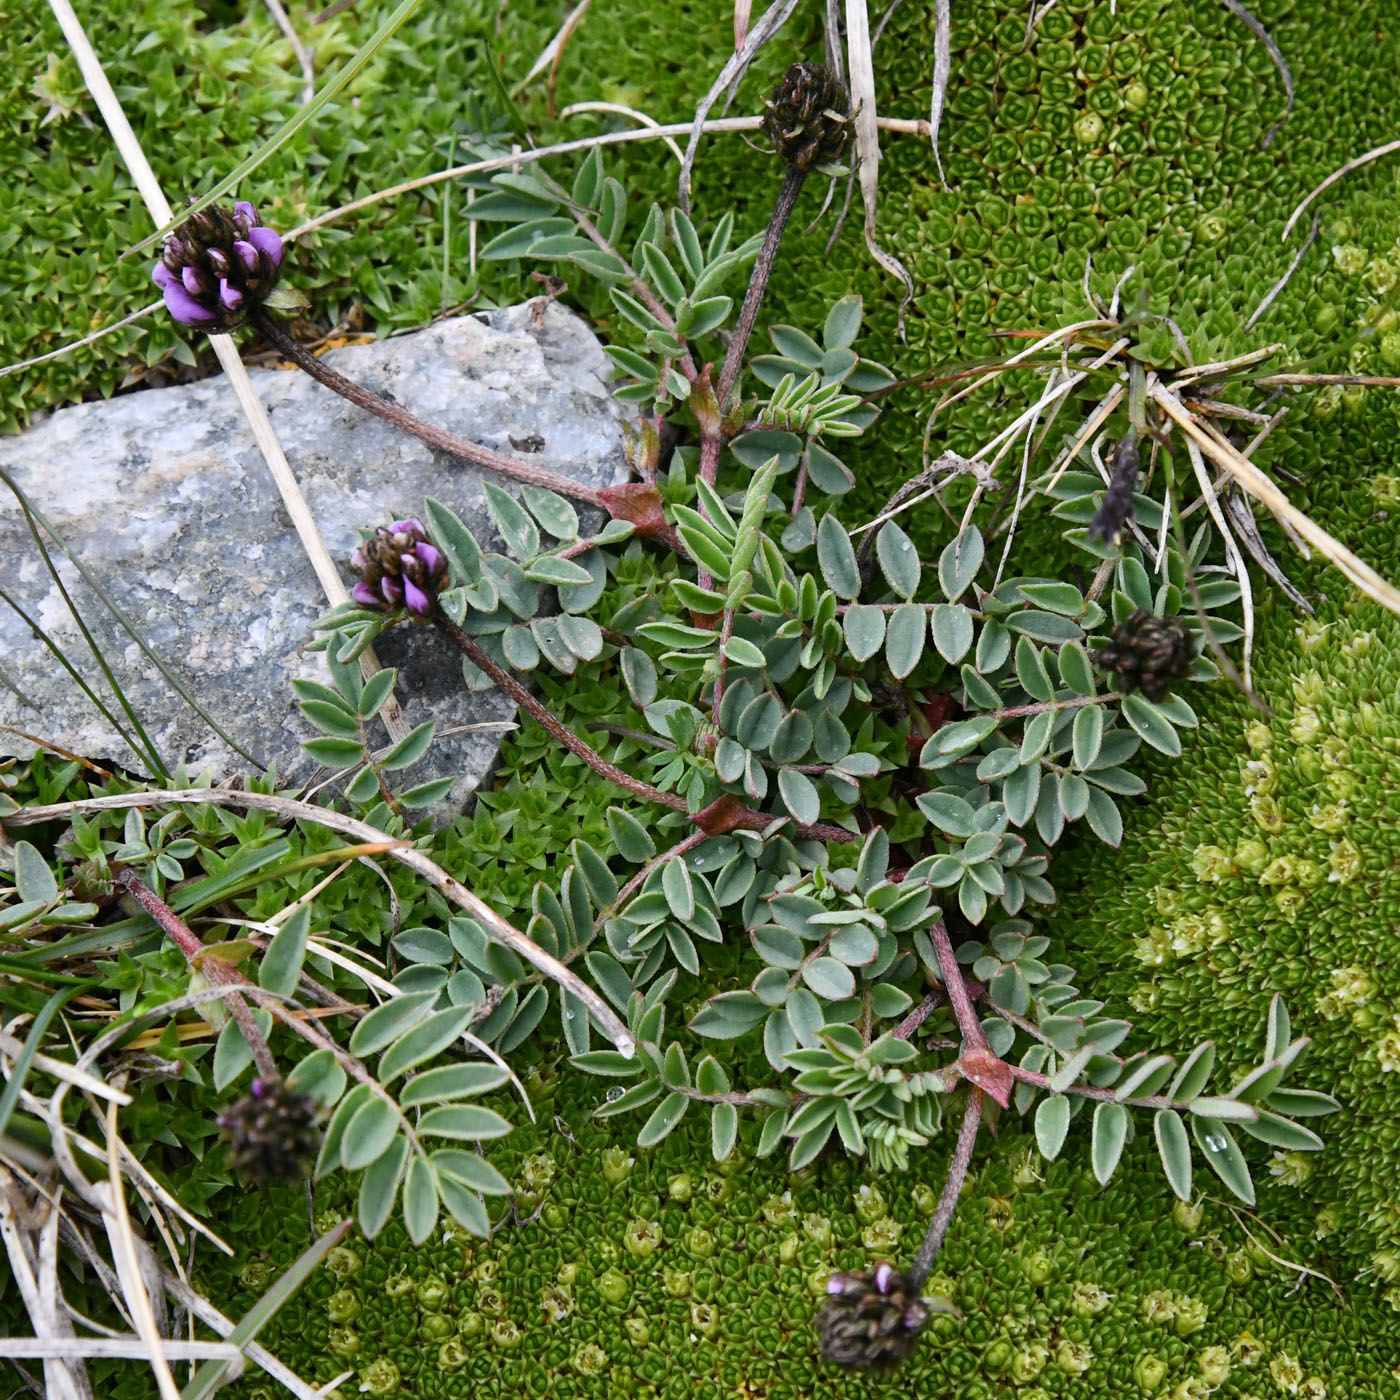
153, 201, 284, 329
351, 518, 449, 619
216, 1076, 320, 1185
819, 1263, 932, 1371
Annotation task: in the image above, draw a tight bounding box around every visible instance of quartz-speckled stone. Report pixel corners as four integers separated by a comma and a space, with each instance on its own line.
0, 303, 628, 811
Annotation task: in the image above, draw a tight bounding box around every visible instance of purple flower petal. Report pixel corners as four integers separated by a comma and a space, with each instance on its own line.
390, 517, 424, 536
874, 1264, 895, 1294
248, 225, 283, 269
234, 200, 257, 228
219, 279, 245, 311
352, 581, 380, 608
182, 266, 211, 298
404, 579, 431, 616
162, 282, 220, 328
233, 240, 259, 274
152, 262, 174, 289
414, 542, 442, 574
380, 577, 404, 605
208, 248, 231, 277
826, 1275, 848, 1296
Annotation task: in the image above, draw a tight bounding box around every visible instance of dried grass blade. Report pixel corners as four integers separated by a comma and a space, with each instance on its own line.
100, 1103, 180, 1400
1246, 214, 1319, 329
47, 0, 410, 743
162, 1273, 325, 1400
511, 0, 595, 97
1151, 383, 1400, 617
846, 0, 915, 316
558, 102, 687, 164
677, 0, 803, 212
1218, 0, 1293, 146
1282, 135, 1400, 241
1183, 434, 1255, 687
1042, 383, 1125, 491
179, 1221, 351, 1400
0, 1170, 89, 1400
929, 0, 951, 184
1221, 489, 1313, 614
124, 0, 429, 253
736, 0, 755, 51
7, 792, 637, 1058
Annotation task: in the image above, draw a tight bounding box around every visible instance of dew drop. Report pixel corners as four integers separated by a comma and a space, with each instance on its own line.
1203, 1131, 1227, 1154
605, 1086, 625, 1103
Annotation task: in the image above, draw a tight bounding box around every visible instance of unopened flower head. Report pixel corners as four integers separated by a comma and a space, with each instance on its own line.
153, 201, 284, 329
1093, 609, 1195, 702
216, 1076, 320, 1185
762, 62, 851, 174
352, 517, 449, 619
818, 1263, 931, 1371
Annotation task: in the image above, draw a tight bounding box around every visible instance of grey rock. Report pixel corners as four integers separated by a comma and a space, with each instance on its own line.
0, 302, 628, 813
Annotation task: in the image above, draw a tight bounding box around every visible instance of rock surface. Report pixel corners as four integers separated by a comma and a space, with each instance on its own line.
0, 303, 629, 811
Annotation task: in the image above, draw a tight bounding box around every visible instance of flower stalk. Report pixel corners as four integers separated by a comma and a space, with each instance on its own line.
113, 865, 278, 1081
430, 612, 855, 843
908, 1084, 984, 1288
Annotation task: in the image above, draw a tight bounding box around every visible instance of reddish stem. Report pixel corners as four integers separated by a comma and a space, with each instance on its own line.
434, 619, 859, 845
909, 1085, 984, 1288
435, 616, 689, 812
114, 866, 278, 1080
252, 308, 628, 518
930, 918, 1012, 1108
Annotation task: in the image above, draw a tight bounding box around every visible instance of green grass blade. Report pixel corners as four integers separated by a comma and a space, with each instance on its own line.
5, 476, 266, 773
0, 986, 81, 1139
0, 470, 169, 778
0, 583, 160, 776
179, 1219, 352, 1400
129, 0, 429, 256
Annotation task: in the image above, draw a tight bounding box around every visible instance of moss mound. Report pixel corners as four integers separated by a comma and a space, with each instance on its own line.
1050, 582, 1400, 1288
196, 1093, 1400, 1400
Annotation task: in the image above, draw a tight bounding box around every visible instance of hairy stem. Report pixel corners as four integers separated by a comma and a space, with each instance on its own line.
249, 308, 611, 510
928, 919, 988, 1052
434, 614, 690, 812
113, 866, 278, 1082
715, 165, 807, 420
909, 1085, 984, 1288
434, 612, 853, 842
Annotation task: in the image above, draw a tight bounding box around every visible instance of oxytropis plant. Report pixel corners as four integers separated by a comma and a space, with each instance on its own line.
142, 62, 1362, 1371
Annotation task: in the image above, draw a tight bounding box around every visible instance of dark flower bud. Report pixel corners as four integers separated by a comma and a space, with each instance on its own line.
351, 517, 449, 619
1092, 608, 1194, 701
1087, 435, 1141, 543
762, 62, 851, 174
153, 200, 284, 330
818, 1264, 931, 1372
217, 1077, 320, 1185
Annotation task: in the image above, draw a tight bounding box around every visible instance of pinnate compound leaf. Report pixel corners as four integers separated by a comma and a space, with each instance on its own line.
402, 1155, 439, 1245
1035, 1094, 1071, 1161
1154, 1109, 1192, 1200
357, 1134, 410, 1238
875, 520, 920, 597
637, 1091, 689, 1147
1091, 1101, 1129, 1184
